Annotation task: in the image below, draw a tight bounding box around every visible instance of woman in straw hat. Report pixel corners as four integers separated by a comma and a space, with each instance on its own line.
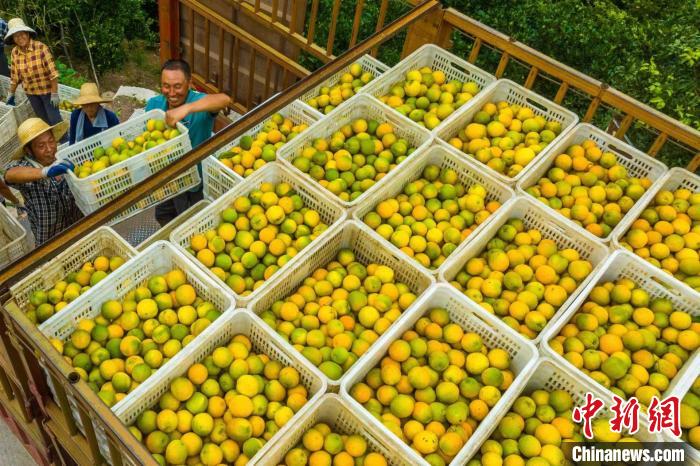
69, 83, 119, 144
3, 118, 82, 245
4, 18, 63, 131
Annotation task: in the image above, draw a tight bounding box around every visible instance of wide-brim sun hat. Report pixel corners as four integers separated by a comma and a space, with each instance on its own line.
72, 82, 113, 106
14, 118, 68, 159
4, 18, 37, 45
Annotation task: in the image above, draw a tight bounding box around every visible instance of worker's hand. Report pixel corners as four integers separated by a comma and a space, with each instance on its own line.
41, 160, 75, 178
165, 104, 190, 127
6, 94, 15, 106
50, 93, 60, 107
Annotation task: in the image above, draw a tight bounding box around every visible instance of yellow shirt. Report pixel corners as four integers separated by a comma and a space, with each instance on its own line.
11, 39, 59, 95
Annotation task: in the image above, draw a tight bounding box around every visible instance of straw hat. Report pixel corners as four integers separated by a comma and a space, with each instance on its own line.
4, 18, 37, 45
72, 83, 113, 106
14, 118, 68, 159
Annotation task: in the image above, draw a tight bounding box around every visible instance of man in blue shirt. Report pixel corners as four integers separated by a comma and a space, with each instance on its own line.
145, 59, 230, 225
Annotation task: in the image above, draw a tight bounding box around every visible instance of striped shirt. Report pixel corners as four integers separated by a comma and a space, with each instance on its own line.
4, 158, 83, 245
11, 39, 59, 95
0, 20, 7, 41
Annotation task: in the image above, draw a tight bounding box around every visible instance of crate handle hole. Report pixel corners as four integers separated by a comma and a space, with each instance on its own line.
364, 429, 390, 453
525, 97, 549, 114
68, 371, 81, 384
450, 61, 468, 75
609, 144, 634, 160
548, 223, 566, 236
302, 109, 319, 120
645, 275, 681, 298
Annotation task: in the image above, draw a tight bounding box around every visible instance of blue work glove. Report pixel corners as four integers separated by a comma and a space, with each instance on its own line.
50, 92, 60, 107
42, 160, 74, 178
6, 94, 15, 106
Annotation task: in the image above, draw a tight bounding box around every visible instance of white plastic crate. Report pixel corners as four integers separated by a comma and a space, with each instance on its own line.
136, 199, 210, 252
298, 54, 390, 113
103, 309, 327, 466
612, 167, 700, 283
277, 93, 432, 210
0, 75, 27, 103
0, 135, 19, 170
71, 164, 201, 222
12, 99, 34, 124
0, 102, 12, 117
677, 435, 700, 464
435, 79, 580, 185
340, 283, 538, 466
0, 77, 33, 130
662, 374, 700, 464
56, 109, 191, 210
352, 140, 515, 277
517, 123, 668, 243
263, 394, 412, 466
460, 358, 662, 463
541, 249, 700, 408
0, 75, 10, 99
9, 226, 137, 310
112, 167, 200, 223
0, 203, 31, 269
170, 162, 347, 306
0, 102, 17, 148
439, 196, 610, 345
127, 108, 145, 121
112, 166, 201, 224
203, 100, 323, 200
361, 44, 497, 133
613, 167, 700, 246
113, 85, 157, 102
248, 220, 435, 390
201, 155, 240, 201
37, 241, 235, 433
0, 204, 30, 264
58, 84, 81, 121
0, 78, 79, 121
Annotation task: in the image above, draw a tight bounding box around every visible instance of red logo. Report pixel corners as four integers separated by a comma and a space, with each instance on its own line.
609, 395, 640, 434
572, 392, 605, 439
647, 395, 681, 437
573, 393, 682, 438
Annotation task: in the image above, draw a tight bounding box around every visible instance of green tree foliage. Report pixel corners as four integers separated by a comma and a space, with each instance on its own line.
55, 59, 87, 88
444, 0, 700, 131
0, 0, 157, 72
299, 0, 413, 70
299, 0, 698, 135
2, 0, 695, 138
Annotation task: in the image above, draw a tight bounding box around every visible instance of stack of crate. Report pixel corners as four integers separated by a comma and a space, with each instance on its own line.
3, 44, 698, 466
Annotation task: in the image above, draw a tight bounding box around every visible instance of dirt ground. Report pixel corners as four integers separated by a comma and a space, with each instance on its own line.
70, 43, 161, 121
72, 43, 161, 94
100, 47, 161, 93
108, 96, 148, 121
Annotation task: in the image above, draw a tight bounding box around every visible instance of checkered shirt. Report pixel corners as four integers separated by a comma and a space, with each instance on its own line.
11, 39, 59, 95
0, 20, 7, 41
4, 158, 83, 245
